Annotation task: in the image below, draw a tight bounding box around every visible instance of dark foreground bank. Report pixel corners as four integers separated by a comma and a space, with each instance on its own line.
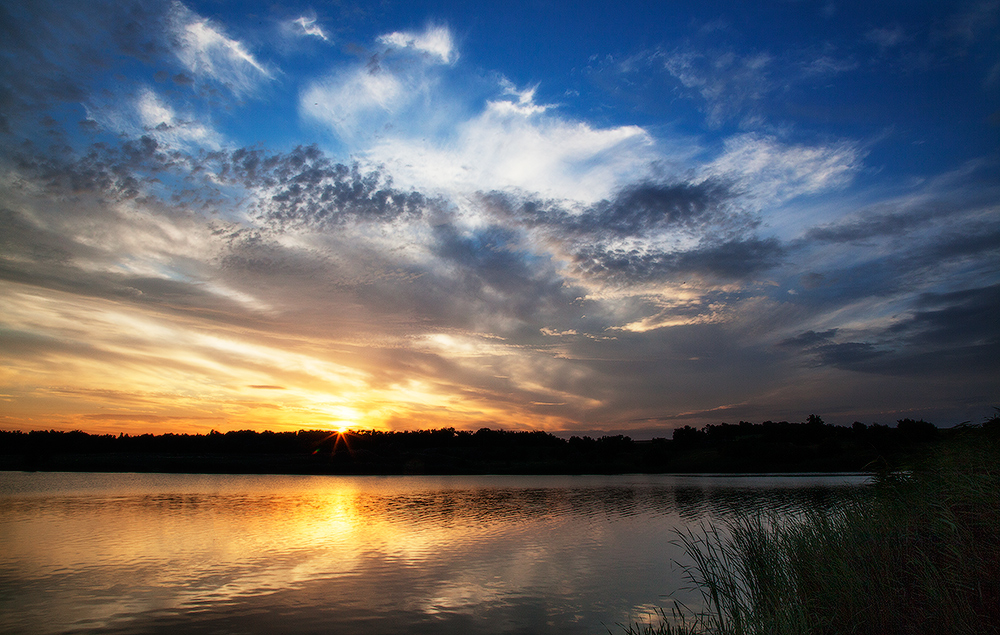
0, 416, 986, 474
627, 419, 1000, 635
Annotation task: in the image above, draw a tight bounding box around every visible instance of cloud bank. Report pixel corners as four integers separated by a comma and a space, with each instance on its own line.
0, 1, 996, 435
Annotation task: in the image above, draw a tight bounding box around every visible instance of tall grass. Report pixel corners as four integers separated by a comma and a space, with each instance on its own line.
627, 426, 999, 635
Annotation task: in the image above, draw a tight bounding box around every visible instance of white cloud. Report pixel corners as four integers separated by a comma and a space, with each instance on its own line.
169, 1, 273, 95
704, 133, 863, 205
300, 26, 459, 144
366, 85, 656, 202
137, 90, 175, 128
136, 88, 221, 149
301, 67, 407, 141
86, 87, 222, 150
493, 78, 549, 115
377, 25, 456, 64
292, 16, 328, 41
301, 32, 658, 202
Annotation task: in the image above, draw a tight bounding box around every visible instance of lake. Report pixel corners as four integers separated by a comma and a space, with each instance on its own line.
0, 472, 868, 634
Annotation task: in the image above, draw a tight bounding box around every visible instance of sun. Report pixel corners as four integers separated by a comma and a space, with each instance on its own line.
331, 420, 352, 434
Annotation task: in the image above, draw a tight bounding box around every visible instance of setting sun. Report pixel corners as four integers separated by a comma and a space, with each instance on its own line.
331, 421, 352, 434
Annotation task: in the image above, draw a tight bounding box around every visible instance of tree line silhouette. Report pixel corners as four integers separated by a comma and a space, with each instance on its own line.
1, 415, 995, 474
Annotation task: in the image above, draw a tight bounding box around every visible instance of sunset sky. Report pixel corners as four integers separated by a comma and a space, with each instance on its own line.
1, 0, 997, 436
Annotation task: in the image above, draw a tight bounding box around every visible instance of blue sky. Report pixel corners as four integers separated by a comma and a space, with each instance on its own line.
1, 0, 997, 435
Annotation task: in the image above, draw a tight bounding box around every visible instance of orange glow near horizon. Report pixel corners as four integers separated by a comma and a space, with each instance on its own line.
0, 280, 586, 435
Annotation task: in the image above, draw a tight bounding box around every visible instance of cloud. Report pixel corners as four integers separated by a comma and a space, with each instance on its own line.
291, 15, 329, 41
206, 145, 436, 228
804, 204, 938, 244
0, 0, 169, 129
781, 162, 1000, 322
538, 181, 736, 239
661, 48, 774, 126
896, 284, 1000, 348
801, 55, 858, 76
2, 0, 997, 433
776, 283, 1000, 376
811, 341, 888, 368
946, 1, 1000, 46
78, 86, 224, 152
10, 134, 177, 201
301, 65, 408, 140
135, 88, 222, 148
594, 41, 859, 132
802, 164, 1000, 246
168, 1, 273, 95
377, 25, 457, 64
777, 329, 838, 348
705, 134, 863, 205
301, 25, 659, 202
300, 27, 463, 145
365, 83, 657, 202
573, 237, 785, 284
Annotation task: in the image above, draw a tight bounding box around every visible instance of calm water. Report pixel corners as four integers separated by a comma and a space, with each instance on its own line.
0, 472, 868, 634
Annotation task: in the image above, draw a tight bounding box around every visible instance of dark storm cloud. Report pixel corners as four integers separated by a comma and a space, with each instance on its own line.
922, 222, 1000, 261
776, 329, 838, 349
569, 182, 736, 237
803, 206, 940, 243
477, 180, 779, 285
893, 284, 1000, 347
811, 342, 888, 368
671, 237, 785, 278
4, 134, 553, 343
208, 145, 434, 227
786, 175, 999, 311
12, 137, 437, 229
800, 162, 1000, 246
13, 136, 184, 200
484, 180, 744, 240
782, 284, 1000, 376
427, 223, 578, 327
574, 237, 785, 282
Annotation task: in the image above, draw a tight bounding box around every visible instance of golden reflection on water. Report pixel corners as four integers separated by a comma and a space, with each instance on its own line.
0, 472, 867, 634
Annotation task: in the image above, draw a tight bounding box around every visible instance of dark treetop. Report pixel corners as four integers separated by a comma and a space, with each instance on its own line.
3, 415, 995, 474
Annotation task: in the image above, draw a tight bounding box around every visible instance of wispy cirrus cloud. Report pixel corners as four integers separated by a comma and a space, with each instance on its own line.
290, 15, 329, 41
661, 48, 774, 127
704, 134, 864, 205
377, 25, 457, 64
301, 64, 414, 144
168, 1, 275, 96
589, 39, 858, 132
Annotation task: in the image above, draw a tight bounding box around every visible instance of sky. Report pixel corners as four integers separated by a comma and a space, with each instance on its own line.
0, 0, 997, 437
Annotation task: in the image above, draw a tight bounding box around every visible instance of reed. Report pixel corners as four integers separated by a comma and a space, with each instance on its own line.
628, 425, 999, 635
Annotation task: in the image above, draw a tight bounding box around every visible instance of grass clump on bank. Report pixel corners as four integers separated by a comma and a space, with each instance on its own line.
628, 420, 999, 635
